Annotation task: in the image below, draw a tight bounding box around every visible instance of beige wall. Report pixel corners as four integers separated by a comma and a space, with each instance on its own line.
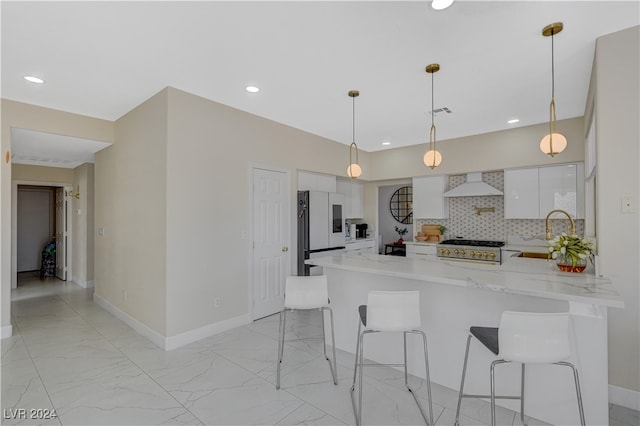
594, 26, 640, 393
12, 164, 74, 184
164, 87, 372, 336
94, 89, 169, 336
72, 163, 95, 285
1, 99, 113, 330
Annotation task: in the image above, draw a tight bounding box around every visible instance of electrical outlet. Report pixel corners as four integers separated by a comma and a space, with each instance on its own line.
214, 297, 221, 308
123, 290, 127, 301
98, 227, 105, 236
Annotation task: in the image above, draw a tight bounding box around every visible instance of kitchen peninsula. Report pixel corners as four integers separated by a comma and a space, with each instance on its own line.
307, 253, 622, 425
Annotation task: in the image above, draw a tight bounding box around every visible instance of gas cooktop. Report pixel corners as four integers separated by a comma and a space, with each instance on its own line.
439, 239, 505, 248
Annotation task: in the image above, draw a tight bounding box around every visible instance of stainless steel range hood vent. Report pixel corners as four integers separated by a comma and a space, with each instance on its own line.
443, 172, 503, 197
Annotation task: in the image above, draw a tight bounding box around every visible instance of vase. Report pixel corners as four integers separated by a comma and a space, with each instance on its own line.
397, 237, 404, 244
555, 254, 587, 273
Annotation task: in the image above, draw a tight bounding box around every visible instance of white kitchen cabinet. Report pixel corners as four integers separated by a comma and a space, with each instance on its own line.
539, 164, 584, 219
344, 238, 376, 254
412, 175, 449, 219
298, 171, 336, 192
504, 163, 584, 219
504, 168, 540, 219
404, 242, 437, 259
337, 178, 364, 219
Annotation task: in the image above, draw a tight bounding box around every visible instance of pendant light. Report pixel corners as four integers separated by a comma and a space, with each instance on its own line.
347, 90, 362, 179
540, 22, 567, 157
424, 64, 442, 169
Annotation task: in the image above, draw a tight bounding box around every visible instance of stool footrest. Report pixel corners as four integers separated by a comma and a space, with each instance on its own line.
361, 362, 406, 368
460, 393, 521, 400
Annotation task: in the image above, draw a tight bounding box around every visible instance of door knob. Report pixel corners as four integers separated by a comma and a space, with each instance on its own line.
281, 246, 288, 252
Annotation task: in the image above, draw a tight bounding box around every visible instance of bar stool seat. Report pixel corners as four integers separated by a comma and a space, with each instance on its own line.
276, 275, 337, 390
454, 312, 586, 426
350, 291, 434, 426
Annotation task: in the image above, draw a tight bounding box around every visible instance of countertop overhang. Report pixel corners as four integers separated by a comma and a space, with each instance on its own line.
306, 253, 623, 308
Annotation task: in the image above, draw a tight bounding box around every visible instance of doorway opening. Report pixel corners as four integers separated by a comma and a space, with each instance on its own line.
13, 182, 72, 288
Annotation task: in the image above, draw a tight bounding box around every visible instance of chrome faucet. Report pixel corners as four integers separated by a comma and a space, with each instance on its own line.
545, 209, 576, 240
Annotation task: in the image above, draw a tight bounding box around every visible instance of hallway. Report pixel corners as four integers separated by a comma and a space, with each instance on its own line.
1, 275, 636, 425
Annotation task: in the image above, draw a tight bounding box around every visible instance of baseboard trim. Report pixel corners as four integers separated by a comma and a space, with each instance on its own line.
93, 294, 250, 351
93, 294, 165, 349
1, 324, 13, 339
609, 384, 640, 411
72, 278, 95, 288
165, 313, 251, 351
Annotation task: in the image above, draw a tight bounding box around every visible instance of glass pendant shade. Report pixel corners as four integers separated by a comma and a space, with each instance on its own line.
347, 163, 362, 179
423, 149, 442, 169
432, 0, 454, 10
540, 132, 567, 157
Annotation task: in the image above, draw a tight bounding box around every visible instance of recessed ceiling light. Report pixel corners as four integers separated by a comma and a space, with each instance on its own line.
507, 118, 520, 124
432, 0, 454, 11
245, 86, 260, 93
24, 75, 45, 84
382, 141, 391, 146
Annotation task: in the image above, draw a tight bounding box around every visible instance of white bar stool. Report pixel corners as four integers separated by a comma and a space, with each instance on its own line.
454, 311, 586, 426
276, 275, 337, 390
350, 290, 434, 426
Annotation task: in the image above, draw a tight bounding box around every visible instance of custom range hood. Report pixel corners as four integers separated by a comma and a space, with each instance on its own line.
443, 172, 503, 197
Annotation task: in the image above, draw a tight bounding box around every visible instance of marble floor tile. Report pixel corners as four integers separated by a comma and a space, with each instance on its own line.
275, 402, 347, 426
1, 358, 60, 426
4, 277, 637, 426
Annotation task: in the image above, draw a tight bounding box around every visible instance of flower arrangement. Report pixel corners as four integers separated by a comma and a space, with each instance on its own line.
548, 233, 595, 269
395, 226, 408, 237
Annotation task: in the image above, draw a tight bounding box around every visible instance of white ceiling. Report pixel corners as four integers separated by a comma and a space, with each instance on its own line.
2, 1, 638, 157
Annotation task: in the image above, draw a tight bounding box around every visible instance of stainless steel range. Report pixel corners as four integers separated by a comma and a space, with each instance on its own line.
437, 239, 505, 264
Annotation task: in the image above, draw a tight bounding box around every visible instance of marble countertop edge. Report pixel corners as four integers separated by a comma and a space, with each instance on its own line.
306, 253, 624, 309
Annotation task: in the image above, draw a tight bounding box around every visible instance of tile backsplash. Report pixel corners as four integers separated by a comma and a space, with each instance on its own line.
415, 171, 584, 242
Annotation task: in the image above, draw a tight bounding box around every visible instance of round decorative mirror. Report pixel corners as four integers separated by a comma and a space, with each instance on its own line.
389, 186, 413, 224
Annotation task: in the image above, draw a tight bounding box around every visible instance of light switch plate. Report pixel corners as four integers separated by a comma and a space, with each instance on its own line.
621, 196, 636, 214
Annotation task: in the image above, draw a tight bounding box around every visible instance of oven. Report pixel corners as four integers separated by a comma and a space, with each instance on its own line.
436, 239, 505, 264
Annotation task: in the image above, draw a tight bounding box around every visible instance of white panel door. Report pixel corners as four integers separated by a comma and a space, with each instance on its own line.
253, 168, 290, 319
55, 187, 67, 280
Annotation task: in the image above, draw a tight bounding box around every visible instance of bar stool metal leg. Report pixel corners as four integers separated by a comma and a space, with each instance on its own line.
322, 307, 338, 385
350, 328, 371, 426
490, 359, 510, 426
454, 333, 473, 426
405, 330, 434, 426
276, 308, 287, 390
556, 361, 586, 426
520, 364, 526, 426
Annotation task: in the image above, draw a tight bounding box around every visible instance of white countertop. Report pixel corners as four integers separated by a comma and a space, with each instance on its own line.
403, 240, 438, 246
306, 253, 623, 308
344, 237, 375, 244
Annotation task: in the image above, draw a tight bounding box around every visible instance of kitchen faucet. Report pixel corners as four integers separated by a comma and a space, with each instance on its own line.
545, 209, 576, 240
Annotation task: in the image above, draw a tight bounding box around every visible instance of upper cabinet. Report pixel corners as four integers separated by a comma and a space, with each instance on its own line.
336, 178, 364, 219
298, 171, 336, 193
504, 163, 584, 219
504, 168, 540, 218
413, 175, 449, 219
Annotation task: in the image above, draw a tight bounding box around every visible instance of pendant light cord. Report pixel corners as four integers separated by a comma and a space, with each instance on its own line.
352, 94, 356, 144
551, 31, 555, 99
